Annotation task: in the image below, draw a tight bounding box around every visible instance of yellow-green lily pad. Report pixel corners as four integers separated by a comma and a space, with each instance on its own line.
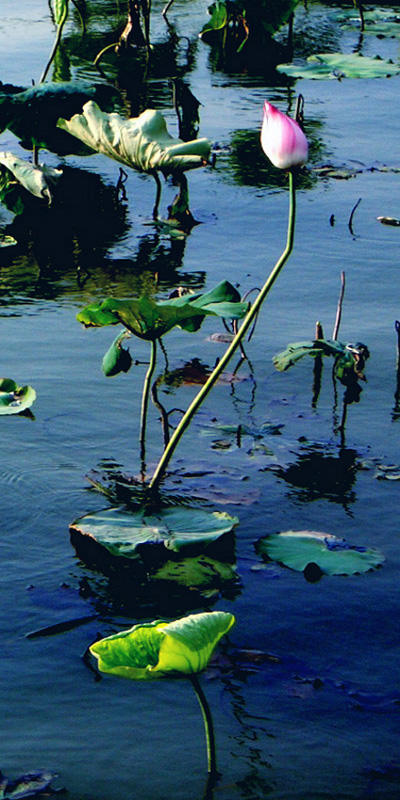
0, 378, 36, 415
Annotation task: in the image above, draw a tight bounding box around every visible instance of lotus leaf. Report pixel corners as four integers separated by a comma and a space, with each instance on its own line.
0, 378, 36, 415
277, 52, 400, 80
257, 530, 384, 575
273, 339, 345, 371
0, 235, 17, 248
77, 281, 249, 340
0, 81, 118, 155
0, 152, 62, 203
89, 610, 235, 679
102, 330, 132, 376
70, 505, 238, 559
58, 101, 211, 175
0, 769, 58, 800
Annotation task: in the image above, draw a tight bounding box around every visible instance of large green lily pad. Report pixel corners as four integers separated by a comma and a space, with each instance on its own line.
277, 52, 400, 80
70, 505, 238, 562
256, 530, 384, 575
58, 101, 211, 175
0, 378, 36, 415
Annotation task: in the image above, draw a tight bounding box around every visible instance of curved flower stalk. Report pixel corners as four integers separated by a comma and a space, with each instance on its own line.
261, 101, 308, 170
149, 98, 308, 491
90, 611, 235, 781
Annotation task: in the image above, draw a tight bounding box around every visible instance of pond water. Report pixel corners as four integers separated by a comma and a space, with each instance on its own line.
1, 2, 400, 799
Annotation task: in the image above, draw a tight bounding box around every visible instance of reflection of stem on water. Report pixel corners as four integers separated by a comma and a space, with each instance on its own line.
392, 320, 400, 418
151, 379, 170, 448
312, 320, 324, 408
140, 339, 157, 480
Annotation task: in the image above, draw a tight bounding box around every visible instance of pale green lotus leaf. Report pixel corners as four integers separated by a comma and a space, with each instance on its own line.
58, 101, 211, 175
0, 378, 36, 415
257, 530, 384, 575
0, 151, 62, 203
89, 610, 235, 679
273, 339, 345, 371
0, 234, 17, 248
277, 52, 400, 80
70, 505, 238, 559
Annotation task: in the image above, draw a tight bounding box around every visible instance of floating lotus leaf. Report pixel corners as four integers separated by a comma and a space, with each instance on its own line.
0, 378, 36, 415
256, 530, 384, 575
70, 505, 238, 560
89, 610, 235, 679
0, 152, 62, 203
277, 52, 400, 80
101, 330, 132, 376
58, 101, 211, 175
77, 281, 249, 340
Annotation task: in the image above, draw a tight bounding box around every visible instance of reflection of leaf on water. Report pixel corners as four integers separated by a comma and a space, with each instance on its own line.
256, 530, 384, 576
272, 444, 360, 508
217, 126, 325, 189
150, 554, 240, 598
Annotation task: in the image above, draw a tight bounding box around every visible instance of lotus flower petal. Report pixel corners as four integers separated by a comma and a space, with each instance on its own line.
261, 102, 308, 170
58, 101, 211, 175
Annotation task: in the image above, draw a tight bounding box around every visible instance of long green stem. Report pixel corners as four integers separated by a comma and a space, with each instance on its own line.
140, 339, 157, 475
149, 169, 297, 491
189, 674, 217, 779
40, 11, 69, 83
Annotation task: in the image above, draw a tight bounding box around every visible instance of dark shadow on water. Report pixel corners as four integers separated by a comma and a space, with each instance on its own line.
273, 443, 360, 512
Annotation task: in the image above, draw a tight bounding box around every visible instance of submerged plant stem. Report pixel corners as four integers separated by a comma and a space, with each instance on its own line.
189, 673, 217, 779
149, 170, 297, 491
140, 339, 157, 476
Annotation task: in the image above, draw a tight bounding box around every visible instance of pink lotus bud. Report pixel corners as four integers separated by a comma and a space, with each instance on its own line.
261, 101, 308, 170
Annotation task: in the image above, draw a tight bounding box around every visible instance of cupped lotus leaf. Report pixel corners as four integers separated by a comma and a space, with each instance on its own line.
70, 505, 238, 558
77, 282, 248, 340
0, 152, 62, 203
0, 378, 36, 415
89, 610, 235, 679
200, 1, 229, 37
257, 530, 384, 575
101, 330, 132, 376
277, 52, 400, 80
58, 101, 211, 175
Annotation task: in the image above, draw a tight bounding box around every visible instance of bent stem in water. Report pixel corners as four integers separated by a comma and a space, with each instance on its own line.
149, 169, 297, 492
189, 673, 218, 784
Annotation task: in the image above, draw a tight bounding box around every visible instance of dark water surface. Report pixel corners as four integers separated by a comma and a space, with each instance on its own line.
1, 2, 400, 799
